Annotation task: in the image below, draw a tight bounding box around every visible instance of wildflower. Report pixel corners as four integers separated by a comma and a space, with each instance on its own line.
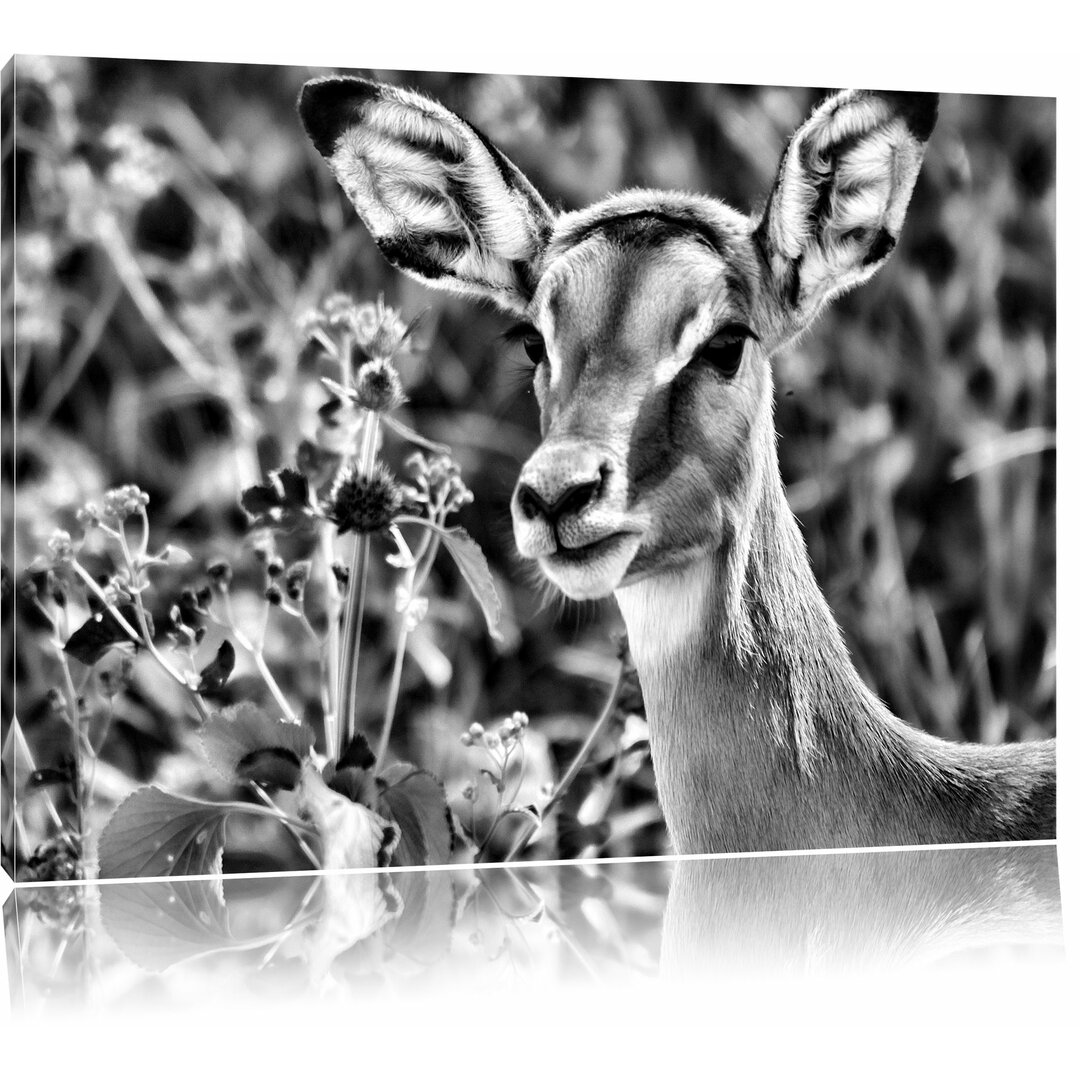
47, 529, 75, 565
353, 359, 407, 413
498, 711, 528, 745
251, 532, 277, 565
298, 293, 362, 339
285, 560, 311, 602
265, 584, 283, 606
331, 561, 350, 590
266, 556, 285, 579
325, 463, 404, 536
405, 452, 474, 514
362, 305, 410, 360
394, 586, 429, 632
102, 485, 149, 521
206, 559, 233, 590
102, 123, 169, 202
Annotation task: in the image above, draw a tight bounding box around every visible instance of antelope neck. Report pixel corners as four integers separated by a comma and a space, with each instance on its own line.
614, 472, 919, 853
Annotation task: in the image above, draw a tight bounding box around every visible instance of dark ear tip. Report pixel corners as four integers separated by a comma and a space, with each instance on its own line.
881, 90, 940, 142
297, 76, 381, 157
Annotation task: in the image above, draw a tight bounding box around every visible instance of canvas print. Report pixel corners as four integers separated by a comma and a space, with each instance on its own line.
2, 58, 1056, 884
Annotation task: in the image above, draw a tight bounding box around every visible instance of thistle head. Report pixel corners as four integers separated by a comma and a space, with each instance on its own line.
325, 463, 403, 535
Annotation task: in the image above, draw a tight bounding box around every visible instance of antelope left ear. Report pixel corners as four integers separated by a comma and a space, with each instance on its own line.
755, 89, 938, 329
298, 75, 555, 315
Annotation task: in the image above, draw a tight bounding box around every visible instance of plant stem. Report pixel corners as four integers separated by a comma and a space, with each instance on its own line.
71, 558, 212, 724
248, 783, 321, 868
214, 596, 300, 724
336, 410, 380, 756
51, 616, 86, 844
319, 524, 341, 756
501, 667, 622, 862
374, 527, 441, 771
375, 629, 409, 770
9, 718, 66, 833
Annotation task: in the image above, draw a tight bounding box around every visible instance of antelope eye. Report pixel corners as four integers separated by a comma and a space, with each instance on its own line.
695, 325, 754, 378
522, 332, 547, 366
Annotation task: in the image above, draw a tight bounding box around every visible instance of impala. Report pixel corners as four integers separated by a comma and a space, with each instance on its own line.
298, 76, 1056, 853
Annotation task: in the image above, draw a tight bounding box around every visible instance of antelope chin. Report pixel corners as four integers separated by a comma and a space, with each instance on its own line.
537, 531, 641, 600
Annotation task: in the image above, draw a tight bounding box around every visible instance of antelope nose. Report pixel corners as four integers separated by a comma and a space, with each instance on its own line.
517, 474, 603, 525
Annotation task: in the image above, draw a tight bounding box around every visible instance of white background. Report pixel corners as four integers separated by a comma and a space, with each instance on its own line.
2, 3, 1076, 1072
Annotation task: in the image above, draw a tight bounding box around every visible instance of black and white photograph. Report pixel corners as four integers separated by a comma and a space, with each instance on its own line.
0, 13, 1070, 1058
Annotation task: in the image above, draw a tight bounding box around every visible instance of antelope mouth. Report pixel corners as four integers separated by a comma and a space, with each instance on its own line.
538, 531, 642, 599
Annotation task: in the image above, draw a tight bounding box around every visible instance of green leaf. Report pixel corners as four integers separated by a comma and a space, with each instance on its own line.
440, 526, 503, 641
196, 639, 236, 695
298, 765, 398, 871
324, 733, 379, 806
378, 764, 453, 867
202, 702, 314, 790
383, 869, 455, 965
97, 787, 231, 879
240, 468, 313, 531
99, 878, 233, 972
63, 603, 143, 666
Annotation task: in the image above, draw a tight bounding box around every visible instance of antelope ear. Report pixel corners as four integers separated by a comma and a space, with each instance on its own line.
755, 89, 938, 329
298, 76, 555, 315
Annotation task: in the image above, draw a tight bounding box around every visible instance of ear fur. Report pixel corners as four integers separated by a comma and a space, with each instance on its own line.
755, 89, 938, 327
298, 76, 555, 314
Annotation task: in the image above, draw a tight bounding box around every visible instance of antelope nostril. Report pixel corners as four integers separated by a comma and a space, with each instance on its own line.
552, 475, 601, 519
517, 473, 603, 525
518, 483, 546, 522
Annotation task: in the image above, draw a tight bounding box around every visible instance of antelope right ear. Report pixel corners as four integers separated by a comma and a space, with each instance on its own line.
298, 76, 555, 315
754, 89, 938, 331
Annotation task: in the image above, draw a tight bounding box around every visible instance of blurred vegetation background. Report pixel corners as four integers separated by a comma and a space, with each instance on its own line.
2, 57, 1055, 867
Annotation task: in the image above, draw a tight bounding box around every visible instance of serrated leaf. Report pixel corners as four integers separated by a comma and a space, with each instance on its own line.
325, 763, 379, 807
99, 878, 233, 972
337, 732, 378, 772
63, 604, 142, 666
324, 734, 379, 806
276, 467, 310, 508
196, 639, 236, 695
378, 764, 453, 867
383, 868, 455, 966
298, 764, 398, 871
202, 702, 314, 790
97, 787, 231, 879
304, 865, 402, 985
240, 468, 313, 531
240, 481, 282, 518
440, 526, 503, 641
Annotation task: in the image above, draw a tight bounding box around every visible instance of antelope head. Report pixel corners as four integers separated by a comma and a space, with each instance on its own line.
299, 79, 936, 604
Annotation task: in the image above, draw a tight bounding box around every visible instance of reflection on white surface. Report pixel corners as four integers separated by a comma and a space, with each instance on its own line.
4, 844, 1062, 1011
